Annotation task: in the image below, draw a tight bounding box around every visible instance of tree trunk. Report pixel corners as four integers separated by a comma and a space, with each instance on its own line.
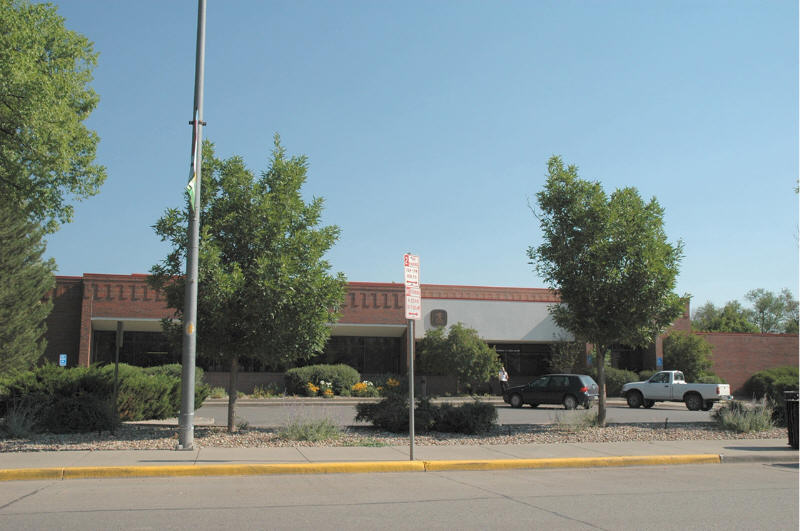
227, 356, 239, 433
597, 346, 607, 427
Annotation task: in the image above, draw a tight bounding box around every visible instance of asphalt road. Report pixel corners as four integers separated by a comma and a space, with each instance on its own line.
1, 463, 796, 530
195, 401, 716, 428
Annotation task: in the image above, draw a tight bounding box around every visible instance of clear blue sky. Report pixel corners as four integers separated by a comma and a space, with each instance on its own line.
45, 1, 798, 312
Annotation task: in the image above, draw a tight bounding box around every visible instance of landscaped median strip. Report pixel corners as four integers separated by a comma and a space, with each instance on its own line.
0, 454, 723, 482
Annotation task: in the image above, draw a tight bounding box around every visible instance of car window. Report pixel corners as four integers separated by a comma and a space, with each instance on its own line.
531, 377, 549, 389
579, 375, 597, 387
551, 376, 568, 389
649, 372, 668, 384
674, 372, 685, 382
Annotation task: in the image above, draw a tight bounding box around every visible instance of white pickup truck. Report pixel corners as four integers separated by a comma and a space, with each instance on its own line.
621, 370, 733, 411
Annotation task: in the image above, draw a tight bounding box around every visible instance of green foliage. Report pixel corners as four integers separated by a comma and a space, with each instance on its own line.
712, 399, 775, 433
251, 383, 282, 398
355, 397, 498, 434
662, 331, 713, 383
691, 300, 759, 333
0, 363, 210, 432
0, 0, 106, 232
417, 323, 501, 390
586, 367, 639, 397
528, 156, 685, 425
278, 418, 341, 442
743, 366, 799, 426
745, 288, 798, 334
638, 370, 656, 381
0, 201, 56, 377
548, 341, 586, 373
552, 409, 601, 429
150, 138, 346, 430
284, 364, 360, 395
435, 400, 498, 434
350, 380, 380, 397
355, 396, 409, 432
209, 386, 227, 399
0, 399, 40, 438
697, 374, 726, 384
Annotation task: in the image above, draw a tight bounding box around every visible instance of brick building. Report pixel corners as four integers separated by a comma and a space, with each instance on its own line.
43, 274, 797, 394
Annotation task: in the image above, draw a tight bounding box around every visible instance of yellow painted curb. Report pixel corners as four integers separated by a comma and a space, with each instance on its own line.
0, 468, 64, 482
0, 454, 720, 482
0, 461, 425, 481
423, 454, 722, 472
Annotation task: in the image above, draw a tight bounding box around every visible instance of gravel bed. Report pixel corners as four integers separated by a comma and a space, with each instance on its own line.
0, 423, 787, 452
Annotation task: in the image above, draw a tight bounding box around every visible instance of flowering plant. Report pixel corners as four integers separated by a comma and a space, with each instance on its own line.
304, 382, 319, 397
351, 380, 379, 397
318, 380, 333, 398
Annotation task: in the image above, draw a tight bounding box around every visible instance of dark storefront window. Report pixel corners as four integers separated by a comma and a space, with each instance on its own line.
317, 336, 403, 374
91, 331, 179, 367
610, 344, 647, 372
491, 343, 553, 377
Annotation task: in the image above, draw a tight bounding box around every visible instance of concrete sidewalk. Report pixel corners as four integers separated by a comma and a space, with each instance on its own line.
0, 438, 795, 481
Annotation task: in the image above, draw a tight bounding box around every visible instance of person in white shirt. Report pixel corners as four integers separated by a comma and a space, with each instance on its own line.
498, 366, 509, 392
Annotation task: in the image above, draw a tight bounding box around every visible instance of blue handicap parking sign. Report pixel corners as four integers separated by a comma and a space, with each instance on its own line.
59, 354, 67, 367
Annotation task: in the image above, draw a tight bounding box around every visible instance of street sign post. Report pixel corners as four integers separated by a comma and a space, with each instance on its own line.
403, 253, 420, 460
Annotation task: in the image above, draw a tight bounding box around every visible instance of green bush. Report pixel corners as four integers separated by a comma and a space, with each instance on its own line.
697, 373, 727, 384
278, 418, 341, 442
355, 396, 409, 432
355, 397, 498, 434
38, 394, 116, 433
0, 363, 211, 432
284, 364, 360, 395
436, 400, 497, 434
586, 367, 640, 397
637, 370, 656, 382
743, 366, 799, 426
712, 399, 775, 433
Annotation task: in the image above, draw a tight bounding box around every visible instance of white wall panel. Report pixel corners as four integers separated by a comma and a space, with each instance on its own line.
416, 299, 572, 342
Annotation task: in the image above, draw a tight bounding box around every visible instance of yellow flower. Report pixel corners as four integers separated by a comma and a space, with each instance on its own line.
386, 378, 400, 388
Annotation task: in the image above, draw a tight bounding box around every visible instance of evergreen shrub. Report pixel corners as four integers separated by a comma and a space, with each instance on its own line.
743, 366, 799, 426
0, 363, 211, 432
355, 397, 498, 434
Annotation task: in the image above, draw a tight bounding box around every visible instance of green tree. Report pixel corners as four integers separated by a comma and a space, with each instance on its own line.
528, 156, 685, 426
691, 300, 759, 333
745, 288, 798, 334
662, 331, 713, 383
0, 199, 55, 375
150, 137, 346, 432
0, 0, 106, 232
417, 323, 501, 393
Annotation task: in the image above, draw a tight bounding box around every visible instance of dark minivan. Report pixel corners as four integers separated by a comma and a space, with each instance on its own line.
503, 374, 599, 410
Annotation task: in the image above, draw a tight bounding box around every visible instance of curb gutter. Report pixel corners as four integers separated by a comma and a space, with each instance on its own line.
0, 454, 727, 482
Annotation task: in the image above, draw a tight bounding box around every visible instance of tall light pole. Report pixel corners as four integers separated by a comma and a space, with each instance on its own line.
178, 0, 206, 450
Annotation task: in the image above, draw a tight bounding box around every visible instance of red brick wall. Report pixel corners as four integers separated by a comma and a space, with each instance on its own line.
43, 277, 84, 366
695, 332, 799, 395
340, 283, 405, 324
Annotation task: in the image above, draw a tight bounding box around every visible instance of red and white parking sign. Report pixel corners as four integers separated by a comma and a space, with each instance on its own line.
403, 254, 421, 320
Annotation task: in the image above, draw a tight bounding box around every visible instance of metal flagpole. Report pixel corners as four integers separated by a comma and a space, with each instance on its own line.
178, 0, 206, 451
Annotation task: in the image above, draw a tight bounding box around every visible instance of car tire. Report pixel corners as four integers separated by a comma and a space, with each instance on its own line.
529, 403, 539, 408
701, 401, 713, 411
626, 391, 643, 408
509, 393, 523, 408
643, 400, 655, 409
563, 395, 578, 410
684, 392, 703, 411
583, 402, 593, 409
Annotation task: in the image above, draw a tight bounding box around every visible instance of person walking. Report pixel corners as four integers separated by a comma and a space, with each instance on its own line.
498, 365, 509, 393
